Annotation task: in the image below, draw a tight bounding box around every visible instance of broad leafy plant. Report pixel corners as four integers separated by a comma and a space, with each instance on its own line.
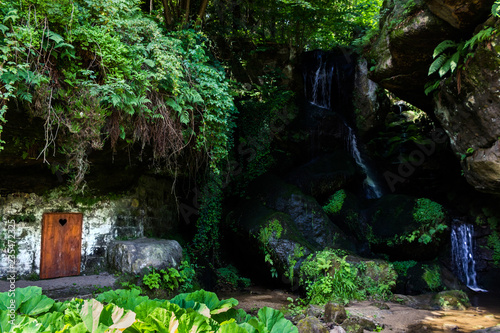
0, 287, 297, 332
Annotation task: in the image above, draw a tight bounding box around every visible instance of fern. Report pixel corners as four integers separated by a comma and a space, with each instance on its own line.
428, 54, 447, 76
432, 40, 457, 58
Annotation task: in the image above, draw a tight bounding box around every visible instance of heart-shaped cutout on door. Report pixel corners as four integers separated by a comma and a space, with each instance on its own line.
59, 218, 67, 226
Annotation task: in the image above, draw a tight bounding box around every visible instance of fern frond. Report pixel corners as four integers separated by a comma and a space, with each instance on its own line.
433, 40, 457, 58
428, 54, 447, 76
449, 51, 460, 73
439, 57, 452, 77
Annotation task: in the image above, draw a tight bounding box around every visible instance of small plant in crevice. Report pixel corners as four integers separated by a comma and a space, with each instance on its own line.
255, 219, 283, 279
323, 189, 347, 215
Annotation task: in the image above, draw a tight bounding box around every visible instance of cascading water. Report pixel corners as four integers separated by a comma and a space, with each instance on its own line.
345, 126, 383, 199
303, 50, 383, 199
451, 222, 487, 292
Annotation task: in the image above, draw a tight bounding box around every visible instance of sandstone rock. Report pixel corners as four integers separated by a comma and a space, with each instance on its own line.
353, 58, 390, 138
324, 302, 347, 324
341, 315, 377, 333
366, 0, 460, 110
107, 238, 182, 274
297, 316, 329, 333
433, 18, 500, 193
426, 0, 495, 30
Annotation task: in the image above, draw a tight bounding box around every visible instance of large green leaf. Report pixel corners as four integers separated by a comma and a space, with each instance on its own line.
169, 290, 238, 316
18, 294, 55, 316
219, 321, 249, 333
177, 310, 213, 333
36, 311, 66, 332
96, 289, 148, 311
14, 286, 43, 311
145, 308, 179, 333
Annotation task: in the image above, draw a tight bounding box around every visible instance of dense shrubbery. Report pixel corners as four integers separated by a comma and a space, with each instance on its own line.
0, 0, 236, 190
298, 249, 396, 305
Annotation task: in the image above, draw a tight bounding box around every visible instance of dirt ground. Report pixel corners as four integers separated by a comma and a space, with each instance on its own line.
2, 276, 500, 332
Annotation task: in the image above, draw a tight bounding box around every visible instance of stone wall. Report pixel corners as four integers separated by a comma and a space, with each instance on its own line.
0, 175, 178, 278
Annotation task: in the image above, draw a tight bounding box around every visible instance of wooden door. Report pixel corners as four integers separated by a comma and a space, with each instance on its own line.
40, 213, 83, 279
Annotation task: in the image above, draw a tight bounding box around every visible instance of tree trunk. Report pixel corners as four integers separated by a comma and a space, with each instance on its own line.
197, 0, 209, 26
184, 0, 191, 24
161, 0, 173, 25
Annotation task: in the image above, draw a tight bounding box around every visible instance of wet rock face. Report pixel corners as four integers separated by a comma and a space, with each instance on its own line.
426, 0, 495, 30
434, 18, 500, 193
366, 0, 460, 110
107, 238, 183, 274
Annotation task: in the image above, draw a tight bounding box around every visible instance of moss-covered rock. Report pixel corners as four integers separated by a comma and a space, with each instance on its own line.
296, 316, 329, 333
341, 315, 378, 333
433, 18, 500, 193
431, 290, 471, 310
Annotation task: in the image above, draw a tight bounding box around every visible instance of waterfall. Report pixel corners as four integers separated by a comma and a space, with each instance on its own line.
345, 126, 383, 199
303, 50, 383, 199
451, 222, 487, 292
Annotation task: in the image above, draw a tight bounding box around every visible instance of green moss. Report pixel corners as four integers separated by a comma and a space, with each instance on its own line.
422, 264, 442, 291
323, 189, 347, 215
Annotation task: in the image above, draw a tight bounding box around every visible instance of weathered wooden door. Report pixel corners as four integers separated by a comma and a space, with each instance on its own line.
40, 213, 83, 279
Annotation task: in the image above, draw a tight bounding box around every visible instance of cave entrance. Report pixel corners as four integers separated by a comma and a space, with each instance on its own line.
40, 213, 83, 279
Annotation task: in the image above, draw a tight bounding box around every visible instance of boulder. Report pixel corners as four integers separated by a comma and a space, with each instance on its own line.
297, 316, 329, 333
324, 302, 347, 324
426, 0, 495, 30
431, 290, 471, 310
341, 315, 378, 333
433, 18, 500, 193
107, 238, 182, 274
366, 0, 461, 111
353, 58, 390, 138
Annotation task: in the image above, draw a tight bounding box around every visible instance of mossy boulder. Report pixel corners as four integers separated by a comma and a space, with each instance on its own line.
341, 315, 378, 333
228, 174, 355, 282
296, 316, 329, 333
431, 290, 471, 310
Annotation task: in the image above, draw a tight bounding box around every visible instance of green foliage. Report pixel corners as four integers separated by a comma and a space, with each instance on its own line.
410, 198, 447, 244
323, 189, 347, 215
422, 264, 442, 291
142, 267, 185, 292
392, 260, 417, 277
285, 245, 305, 288
216, 265, 251, 290
298, 249, 396, 305
0, 287, 297, 332
487, 232, 500, 267
256, 219, 284, 278
425, 16, 498, 95
192, 174, 224, 264
207, 0, 383, 49
0, 0, 236, 189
